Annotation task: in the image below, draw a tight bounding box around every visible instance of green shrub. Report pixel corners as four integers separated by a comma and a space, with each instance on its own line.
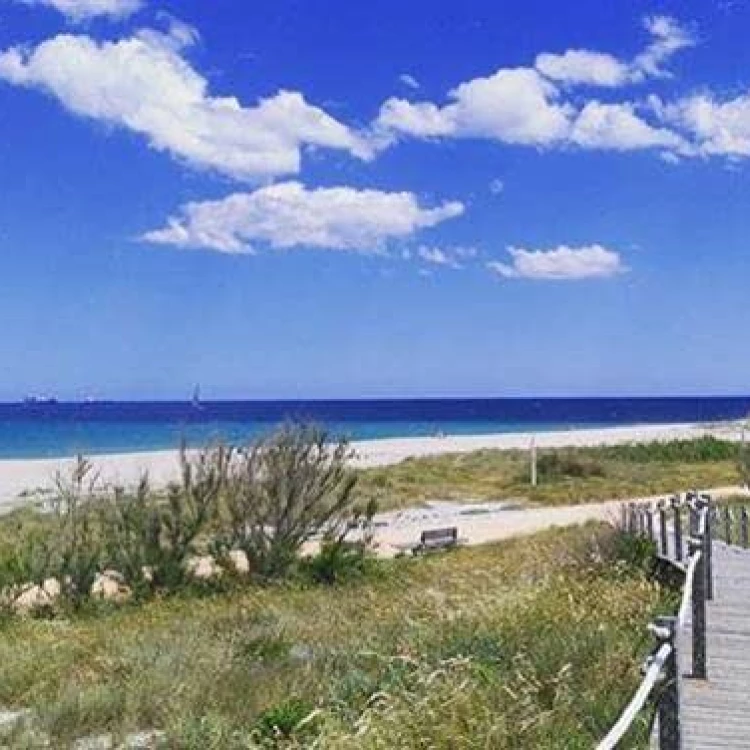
253, 698, 317, 741
598, 436, 738, 463
303, 538, 372, 585
101, 445, 229, 596
536, 451, 606, 481
216, 423, 370, 580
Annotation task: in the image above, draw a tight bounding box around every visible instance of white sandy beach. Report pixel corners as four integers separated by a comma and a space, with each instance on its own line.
0, 421, 743, 511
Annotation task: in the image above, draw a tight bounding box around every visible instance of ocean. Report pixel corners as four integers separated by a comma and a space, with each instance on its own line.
0, 397, 749, 460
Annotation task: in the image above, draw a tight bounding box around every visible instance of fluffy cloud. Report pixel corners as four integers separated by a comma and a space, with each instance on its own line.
375, 16, 693, 156
535, 15, 694, 87
488, 244, 625, 280
633, 15, 695, 80
659, 93, 750, 157
378, 68, 573, 146
0, 24, 371, 181
570, 101, 684, 151
535, 50, 630, 88
141, 182, 465, 254
17, 0, 142, 21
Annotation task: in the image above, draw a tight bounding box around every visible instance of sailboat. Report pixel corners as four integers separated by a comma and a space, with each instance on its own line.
191, 384, 203, 410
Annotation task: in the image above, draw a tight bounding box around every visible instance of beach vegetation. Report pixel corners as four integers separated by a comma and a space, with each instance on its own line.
361, 436, 745, 508
0, 424, 375, 614
0, 523, 672, 748
213, 423, 371, 580
102, 444, 229, 597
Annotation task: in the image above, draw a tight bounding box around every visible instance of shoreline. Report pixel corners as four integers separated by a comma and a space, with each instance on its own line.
0, 420, 743, 510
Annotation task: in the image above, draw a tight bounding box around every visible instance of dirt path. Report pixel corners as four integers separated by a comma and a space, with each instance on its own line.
369, 486, 749, 556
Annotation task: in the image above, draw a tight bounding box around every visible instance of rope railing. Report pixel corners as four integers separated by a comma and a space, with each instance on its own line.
595, 642, 673, 750
677, 548, 702, 627
596, 494, 711, 750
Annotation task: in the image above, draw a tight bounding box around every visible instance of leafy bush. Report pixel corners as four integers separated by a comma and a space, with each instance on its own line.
101, 445, 229, 595
50, 456, 104, 608
253, 698, 317, 741
598, 436, 738, 463
216, 424, 369, 579
303, 537, 372, 585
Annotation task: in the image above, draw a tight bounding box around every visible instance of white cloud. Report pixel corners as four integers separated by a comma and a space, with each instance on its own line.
633, 15, 695, 80
535, 50, 630, 88
17, 0, 142, 21
0, 24, 371, 181
377, 68, 573, 146
659, 92, 750, 157
570, 101, 684, 151
374, 17, 695, 155
399, 73, 420, 90
417, 245, 477, 269
535, 16, 694, 87
488, 244, 625, 280
141, 182, 465, 254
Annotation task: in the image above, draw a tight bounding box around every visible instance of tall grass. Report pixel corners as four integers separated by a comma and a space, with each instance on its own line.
0, 524, 670, 748
360, 437, 744, 509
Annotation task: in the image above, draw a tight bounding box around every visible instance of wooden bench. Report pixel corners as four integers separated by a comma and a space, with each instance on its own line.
413, 527, 459, 554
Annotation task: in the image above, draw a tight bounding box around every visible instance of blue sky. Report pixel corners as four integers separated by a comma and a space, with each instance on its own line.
0, 0, 749, 399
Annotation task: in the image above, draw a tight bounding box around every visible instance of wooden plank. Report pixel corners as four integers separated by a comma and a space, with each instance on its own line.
679, 543, 750, 749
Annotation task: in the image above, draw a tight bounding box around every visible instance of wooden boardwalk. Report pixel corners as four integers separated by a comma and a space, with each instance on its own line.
679, 541, 750, 749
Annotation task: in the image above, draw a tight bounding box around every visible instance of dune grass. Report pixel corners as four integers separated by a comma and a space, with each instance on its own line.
0, 524, 670, 748
359, 437, 743, 509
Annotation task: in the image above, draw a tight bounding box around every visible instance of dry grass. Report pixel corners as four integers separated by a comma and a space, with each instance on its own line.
359, 439, 742, 510
0, 524, 669, 748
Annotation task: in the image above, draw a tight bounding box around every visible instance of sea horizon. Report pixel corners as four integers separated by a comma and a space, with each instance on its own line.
1, 396, 748, 460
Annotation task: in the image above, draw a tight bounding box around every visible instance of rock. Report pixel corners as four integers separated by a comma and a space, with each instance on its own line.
120, 730, 167, 748
13, 583, 58, 615
73, 730, 166, 750
186, 555, 222, 580
73, 736, 112, 750
0, 708, 31, 734
227, 549, 250, 574
42, 578, 61, 598
91, 571, 131, 603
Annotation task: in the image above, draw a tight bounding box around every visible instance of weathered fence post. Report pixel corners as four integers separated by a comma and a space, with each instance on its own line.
659, 501, 669, 556
688, 538, 707, 680
673, 498, 683, 562
654, 616, 681, 750
647, 506, 655, 543
741, 506, 749, 549
724, 507, 732, 546
703, 495, 714, 602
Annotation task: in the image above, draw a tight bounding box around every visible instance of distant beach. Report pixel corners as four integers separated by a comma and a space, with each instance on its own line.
0, 420, 744, 511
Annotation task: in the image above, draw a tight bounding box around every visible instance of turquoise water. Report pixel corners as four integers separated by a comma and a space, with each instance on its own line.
0, 397, 747, 459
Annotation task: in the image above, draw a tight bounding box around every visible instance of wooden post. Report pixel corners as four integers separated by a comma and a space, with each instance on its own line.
659, 502, 668, 556
655, 616, 681, 750
724, 507, 732, 546
688, 538, 707, 680
673, 499, 683, 562
703, 496, 714, 602
742, 507, 749, 549
647, 507, 655, 543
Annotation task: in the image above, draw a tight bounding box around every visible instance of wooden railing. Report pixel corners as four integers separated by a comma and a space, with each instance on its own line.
596, 493, 711, 750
